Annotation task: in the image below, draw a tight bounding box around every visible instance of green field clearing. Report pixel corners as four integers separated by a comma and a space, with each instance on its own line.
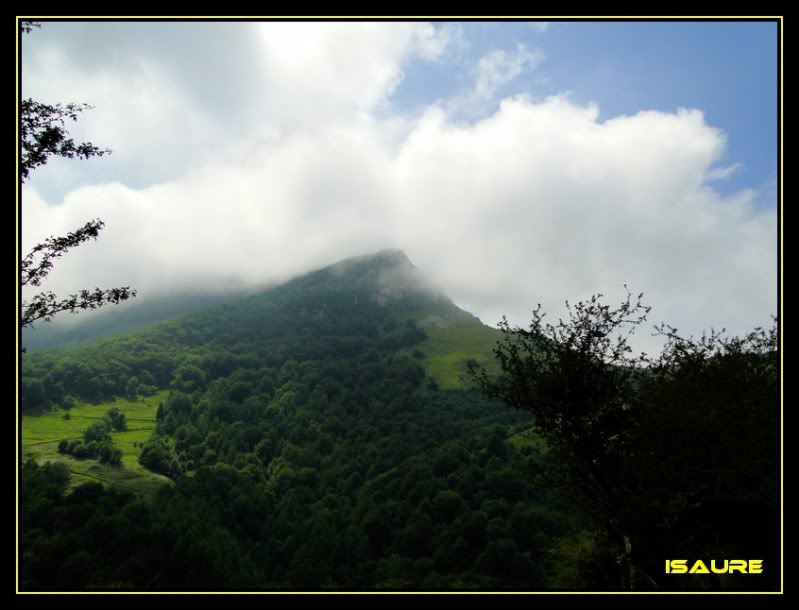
417, 320, 502, 390
21, 391, 172, 496
391, 298, 504, 391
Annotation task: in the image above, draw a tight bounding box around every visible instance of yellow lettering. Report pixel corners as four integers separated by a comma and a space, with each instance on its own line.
666, 559, 762, 575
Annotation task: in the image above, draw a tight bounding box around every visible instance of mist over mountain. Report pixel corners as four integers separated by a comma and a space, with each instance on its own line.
21, 289, 253, 352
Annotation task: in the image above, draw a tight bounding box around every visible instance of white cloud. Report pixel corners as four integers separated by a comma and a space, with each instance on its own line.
22, 35, 234, 189
529, 22, 551, 33
705, 162, 743, 181
411, 22, 457, 61
473, 44, 545, 101
443, 43, 546, 120
22, 22, 453, 195
252, 22, 453, 125
20, 23, 777, 354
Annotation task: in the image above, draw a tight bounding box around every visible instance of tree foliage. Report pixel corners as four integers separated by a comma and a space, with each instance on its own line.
56, 407, 125, 465
469, 290, 779, 590
20, 99, 110, 183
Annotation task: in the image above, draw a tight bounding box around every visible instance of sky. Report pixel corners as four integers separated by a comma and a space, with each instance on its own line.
20, 20, 779, 353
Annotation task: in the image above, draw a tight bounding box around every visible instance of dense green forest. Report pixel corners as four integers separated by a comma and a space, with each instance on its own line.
19, 250, 780, 591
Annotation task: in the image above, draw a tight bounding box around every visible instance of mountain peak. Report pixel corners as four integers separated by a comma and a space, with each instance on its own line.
331, 248, 414, 271
373, 248, 412, 265
325, 248, 415, 278
297, 248, 446, 308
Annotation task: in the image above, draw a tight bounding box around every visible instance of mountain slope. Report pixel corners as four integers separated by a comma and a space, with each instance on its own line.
21, 249, 568, 591
265, 248, 502, 389
21, 289, 252, 353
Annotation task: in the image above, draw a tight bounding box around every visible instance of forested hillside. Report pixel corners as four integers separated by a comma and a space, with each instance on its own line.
21, 250, 576, 590
19, 250, 780, 591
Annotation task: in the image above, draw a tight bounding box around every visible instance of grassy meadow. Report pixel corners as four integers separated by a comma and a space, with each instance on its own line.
417, 319, 502, 390
21, 390, 172, 496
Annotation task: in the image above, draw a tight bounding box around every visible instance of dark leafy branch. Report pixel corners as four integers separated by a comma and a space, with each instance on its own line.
469, 286, 650, 449
22, 219, 104, 288
646, 317, 778, 376
21, 219, 137, 330
20, 21, 41, 34
21, 287, 136, 329
20, 99, 110, 183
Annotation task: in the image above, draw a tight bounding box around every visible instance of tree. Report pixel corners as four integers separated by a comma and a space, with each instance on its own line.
83, 420, 111, 444
469, 288, 652, 589
19, 22, 135, 344
139, 438, 178, 478
633, 318, 780, 590
125, 376, 140, 400
469, 290, 780, 590
105, 406, 127, 431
